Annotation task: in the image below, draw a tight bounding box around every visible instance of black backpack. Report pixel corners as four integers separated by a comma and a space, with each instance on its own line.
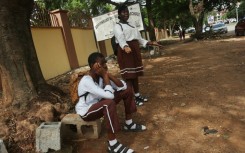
111, 23, 123, 56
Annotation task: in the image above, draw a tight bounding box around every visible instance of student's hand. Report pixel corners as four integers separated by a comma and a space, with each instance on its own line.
147, 41, 164, 48
152, 41, 159, 46
93, 63, 107, 77
107, 73, 123, 87
124, 46, 131, 53
107, 73, 118, 81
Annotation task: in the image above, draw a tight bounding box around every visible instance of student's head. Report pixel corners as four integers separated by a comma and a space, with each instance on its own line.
88, 52, 107, 70
118, 4, 129, 22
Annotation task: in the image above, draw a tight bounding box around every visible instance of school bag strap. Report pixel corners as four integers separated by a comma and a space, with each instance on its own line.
79, 92, 89, 101
116, 22, 123, 31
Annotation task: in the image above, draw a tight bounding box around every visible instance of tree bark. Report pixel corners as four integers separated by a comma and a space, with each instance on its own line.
0, 0, 46, 108
189, 0, 205, 36
192, 11, 205, 35
145, 0, 156, 41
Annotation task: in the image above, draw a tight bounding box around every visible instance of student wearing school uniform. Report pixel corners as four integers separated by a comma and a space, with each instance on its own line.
113, 5, 160, 106
75, 52, 146, 153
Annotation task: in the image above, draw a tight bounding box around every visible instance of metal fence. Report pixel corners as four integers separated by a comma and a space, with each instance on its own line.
30, 1, 59, 27
30, 1, 92, 28
67, 10, 93, 28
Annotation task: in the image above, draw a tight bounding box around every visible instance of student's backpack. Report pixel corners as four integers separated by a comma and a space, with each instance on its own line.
69, 71, 89, 104
111, 23, 123, 56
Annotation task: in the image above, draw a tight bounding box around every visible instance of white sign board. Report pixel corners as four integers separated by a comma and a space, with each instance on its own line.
92, 3, 144, 41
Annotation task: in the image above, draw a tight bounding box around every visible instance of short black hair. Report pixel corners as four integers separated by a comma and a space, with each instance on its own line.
117, 4, 128, 19
88, 52, 104, 68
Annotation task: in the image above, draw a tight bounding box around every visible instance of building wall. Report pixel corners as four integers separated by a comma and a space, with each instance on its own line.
71, 28, 98, 66
105, 38, 113, 56
31, 27, 114, 80
31, 27, 70, 80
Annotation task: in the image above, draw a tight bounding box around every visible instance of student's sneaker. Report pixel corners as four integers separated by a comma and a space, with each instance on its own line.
135, 94, 148, 102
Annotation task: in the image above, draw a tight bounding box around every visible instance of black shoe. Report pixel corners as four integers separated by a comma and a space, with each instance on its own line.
135, 99, 143, 106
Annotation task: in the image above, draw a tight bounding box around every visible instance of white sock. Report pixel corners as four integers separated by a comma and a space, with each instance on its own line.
125, 119, 132, 125
125, 121, 147, 130
125, 119, 136, 129
109, 139, 117, 146
135, 93, 140, 97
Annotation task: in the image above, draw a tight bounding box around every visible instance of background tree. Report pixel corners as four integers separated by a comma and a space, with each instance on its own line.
153, 0, 191, 37
238, 0, 245, 18
227, 1, 245, 20
188, 0, 240, 38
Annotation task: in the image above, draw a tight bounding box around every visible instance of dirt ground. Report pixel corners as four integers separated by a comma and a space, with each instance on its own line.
72, 36, 245, 153
1, 35, 245, 153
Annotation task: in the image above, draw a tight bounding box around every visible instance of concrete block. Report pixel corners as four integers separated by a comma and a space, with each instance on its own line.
36, 122, 61, 153
61, 114, 101, 140
0, 139, 8, 153
49, 144, 73, 153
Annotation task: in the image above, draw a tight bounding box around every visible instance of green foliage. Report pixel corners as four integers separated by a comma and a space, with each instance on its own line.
36, 0, 114, 16
225, 1, 245, 20
237, 1, 245, 19
152, 0, 192, 29
40, 0, 67, 10
240, 2, 245, 17
191, 0, 240, 12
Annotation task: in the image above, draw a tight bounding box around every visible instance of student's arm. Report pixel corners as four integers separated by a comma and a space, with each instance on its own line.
113, 24, 128, 50
108, 73, 123, 87
83, 76, 114, 99
135, 27, 162, 47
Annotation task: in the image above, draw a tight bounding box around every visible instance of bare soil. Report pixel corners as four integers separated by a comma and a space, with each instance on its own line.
1, 36, 245, 153
74, 37, 245, 153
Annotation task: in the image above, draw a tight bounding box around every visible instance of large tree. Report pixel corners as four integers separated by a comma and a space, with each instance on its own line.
0, 0, 63, 109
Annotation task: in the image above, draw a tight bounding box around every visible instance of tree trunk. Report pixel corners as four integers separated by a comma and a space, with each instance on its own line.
145, 0, 156, 41
163, 19, 168, 38
189, 0, 205, 37
169, 22, 176, 38
0, 0, 47, 108
193, 11, 205, 35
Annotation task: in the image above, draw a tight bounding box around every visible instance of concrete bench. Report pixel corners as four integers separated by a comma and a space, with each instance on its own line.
61, 114, 101, 140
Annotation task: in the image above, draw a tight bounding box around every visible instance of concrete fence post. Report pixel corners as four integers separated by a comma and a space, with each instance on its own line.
50, 9, 79, 69
98, 41, 107, 57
